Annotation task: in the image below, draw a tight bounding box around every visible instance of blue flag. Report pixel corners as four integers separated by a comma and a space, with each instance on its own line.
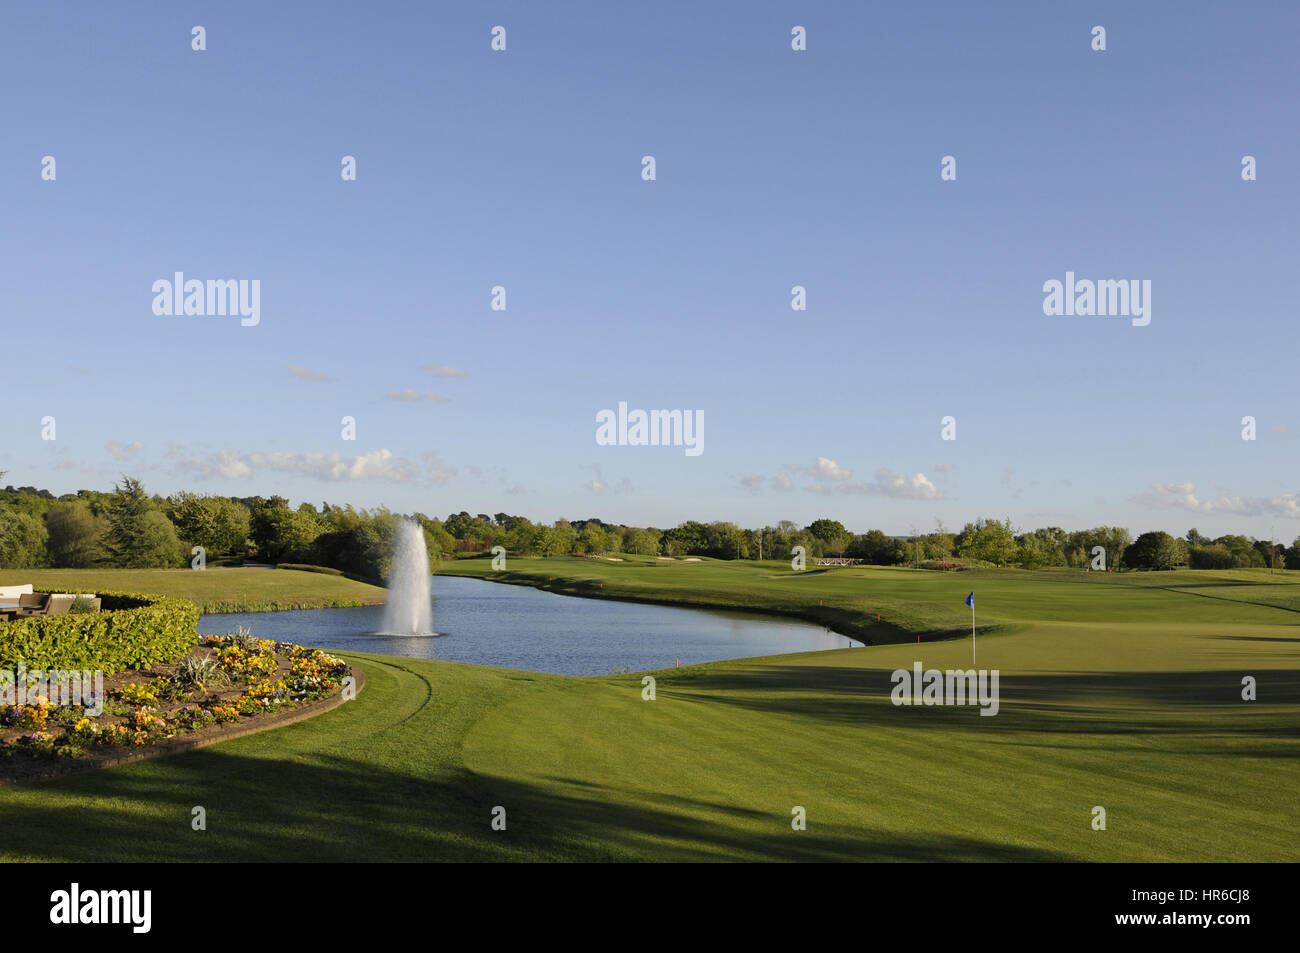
965, 592, 975, 609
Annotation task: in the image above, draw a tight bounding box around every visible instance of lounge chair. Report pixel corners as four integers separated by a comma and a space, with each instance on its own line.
18, 593, 49, 612
44, 594, 75, 616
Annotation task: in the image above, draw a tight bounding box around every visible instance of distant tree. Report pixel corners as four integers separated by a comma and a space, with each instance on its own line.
846, 530, 904, 565
1213, 534, 1264, 568
1123, 531, 1187, 571
664, 521, 709, 556
169, 494, 251, 557
444, 511, 492, 541
551, 520, 578, 555
703, 521, 747, 559
45, 501, 109, 567
806, 518, 850, 556
105, 477, 183, 567
955, 518, 1019, 566
579, 523, 613, 554
622, 526, 660, 556
926, 521, 955, 561
0, 506, 48, 568
1253, 538, 1283, 569
252, 505, 323, 562
1016, 528, 1067, 568
411, 514, 454, 561
1189, 544, 1236, 570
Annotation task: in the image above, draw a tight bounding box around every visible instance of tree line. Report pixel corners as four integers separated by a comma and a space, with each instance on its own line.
0, 479, 1295, 575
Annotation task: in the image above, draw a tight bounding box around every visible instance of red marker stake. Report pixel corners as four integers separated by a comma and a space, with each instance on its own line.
675, 657, 679, 668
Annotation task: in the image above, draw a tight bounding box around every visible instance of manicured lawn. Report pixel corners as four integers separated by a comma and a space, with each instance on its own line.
0, 567, 386, 613
438, 556, 1300, 641
0, 561, 1295, 861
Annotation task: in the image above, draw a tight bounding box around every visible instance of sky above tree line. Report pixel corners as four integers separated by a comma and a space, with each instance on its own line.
2, 1, 1296, 540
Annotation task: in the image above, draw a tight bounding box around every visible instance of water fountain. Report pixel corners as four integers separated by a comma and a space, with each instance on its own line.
380, 519, 434, 635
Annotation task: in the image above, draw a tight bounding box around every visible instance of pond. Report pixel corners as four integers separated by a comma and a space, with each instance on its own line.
197, 575, 855, 676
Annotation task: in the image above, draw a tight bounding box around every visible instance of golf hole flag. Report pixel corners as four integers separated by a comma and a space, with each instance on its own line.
965, 592, 976, 664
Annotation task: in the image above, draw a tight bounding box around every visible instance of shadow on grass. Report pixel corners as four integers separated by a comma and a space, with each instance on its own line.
1207, 634, 1300, 644
0, 748, 1069, 862
651, 665, 1300, 741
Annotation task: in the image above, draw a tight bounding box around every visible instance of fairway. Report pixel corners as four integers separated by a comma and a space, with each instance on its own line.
0, 563, 1295, 862
0, 567, 386, 613
439, 556, 1300, 639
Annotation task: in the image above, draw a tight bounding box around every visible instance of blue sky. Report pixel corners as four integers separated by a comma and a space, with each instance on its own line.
2, 1, 1297, 539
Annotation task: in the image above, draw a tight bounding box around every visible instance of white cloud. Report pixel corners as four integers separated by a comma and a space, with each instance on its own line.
1137, 481, 1300, 518
421, 452, 455, 485
753, 459, 941, 499
175, 448, 437, 483
423, 364, 467, 379
286, 364, 333, 382
838, 469, 941, 500
786, 457, 851, 482
106, 440, 144, 460
386, 390, 452, 403
583, 465, 630, 495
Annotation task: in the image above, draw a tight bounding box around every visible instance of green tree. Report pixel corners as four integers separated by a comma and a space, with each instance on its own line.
252, 505, 323, 562
0, 506, 48, 568
806, 518, 850, 556
955, 518, 1019, 566
663, 521, 709, 556
1123, 531, 1187, 570
846, 530, 904, 565
105, 477, 183, 567
45, 501, 109, 567
170, 494, 251, 557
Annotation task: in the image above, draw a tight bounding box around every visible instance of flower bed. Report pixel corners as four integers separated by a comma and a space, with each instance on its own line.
0, 632, 352, 772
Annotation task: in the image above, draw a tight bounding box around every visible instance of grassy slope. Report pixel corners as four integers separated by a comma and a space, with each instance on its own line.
0, 567, 386, 613
437, 556, 1300, 641
0, 562, 1296, 861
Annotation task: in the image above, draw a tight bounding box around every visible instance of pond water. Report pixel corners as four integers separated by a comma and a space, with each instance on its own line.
197, 575, 855, 676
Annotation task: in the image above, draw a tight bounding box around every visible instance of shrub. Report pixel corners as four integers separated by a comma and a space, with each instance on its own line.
69, 595, 97, 614
276, 563, 344, 576
0, 590, 199, 674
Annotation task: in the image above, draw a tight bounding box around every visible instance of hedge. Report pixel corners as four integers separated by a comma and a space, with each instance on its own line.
0, 590, 199, 674
276, 563, 345, 576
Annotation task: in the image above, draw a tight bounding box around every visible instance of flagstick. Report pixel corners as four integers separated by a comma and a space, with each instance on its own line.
971, 602, 976, 666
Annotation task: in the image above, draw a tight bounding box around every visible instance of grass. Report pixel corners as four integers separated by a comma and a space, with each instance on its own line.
0, 560, 1296, 861
0, 567, 386, 613
438, 556, 1300, 641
